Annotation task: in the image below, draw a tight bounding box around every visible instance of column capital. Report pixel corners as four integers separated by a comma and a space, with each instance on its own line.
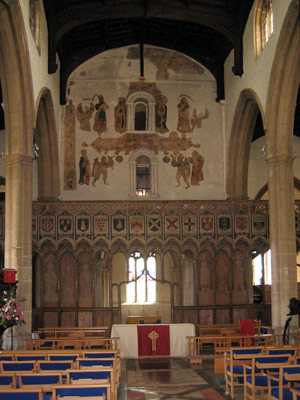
4, 153, 33, 166
266, 154, 294, 166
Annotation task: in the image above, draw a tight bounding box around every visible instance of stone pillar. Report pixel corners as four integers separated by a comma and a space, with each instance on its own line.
267, 153, 297, 333
4, 154, 33, 348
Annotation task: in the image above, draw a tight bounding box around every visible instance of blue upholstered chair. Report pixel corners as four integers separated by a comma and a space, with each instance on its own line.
244, 354, 292, 400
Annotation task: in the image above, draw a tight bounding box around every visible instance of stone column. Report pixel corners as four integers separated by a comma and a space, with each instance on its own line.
267, 153, 297, 333
4, 154, 33, 348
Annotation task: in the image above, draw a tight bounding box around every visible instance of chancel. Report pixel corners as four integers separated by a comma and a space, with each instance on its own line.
0, 0, 299, 399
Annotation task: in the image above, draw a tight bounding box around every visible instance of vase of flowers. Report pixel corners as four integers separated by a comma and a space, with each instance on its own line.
0, 291, 25, 339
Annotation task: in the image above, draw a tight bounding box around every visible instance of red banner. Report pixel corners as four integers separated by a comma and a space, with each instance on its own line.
137, 325, 170, 356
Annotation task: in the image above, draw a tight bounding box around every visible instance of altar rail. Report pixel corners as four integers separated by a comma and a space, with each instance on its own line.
197, 321, 262, 336
35, 327, 109, 338
24, 337, 119, 351
187, 333, 300, 356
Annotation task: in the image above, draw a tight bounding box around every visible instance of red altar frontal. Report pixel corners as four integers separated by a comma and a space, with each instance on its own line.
111, 323, 195, 358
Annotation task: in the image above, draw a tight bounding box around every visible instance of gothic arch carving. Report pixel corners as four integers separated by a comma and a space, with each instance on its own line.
111, 238, 128, 257
94, 239, 110, 255
74, 239, 92, 255
216, 236, 233, 256
35, 88, 60, 201
182, 237, 199, 257
252, 237, 269, 255
164, 237, 181, 255
147, 237, 163, 258
128, 238, 146, 258
227, 89, 264, 199
39, 238, 57, 254
199, 237, 216, 254
57, 238, 74, 258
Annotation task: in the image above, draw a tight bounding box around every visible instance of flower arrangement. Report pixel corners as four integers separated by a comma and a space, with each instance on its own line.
0, 291, 25, 329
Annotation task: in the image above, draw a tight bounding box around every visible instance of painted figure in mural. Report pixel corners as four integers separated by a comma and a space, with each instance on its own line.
91, 155, 114, 186
190, 108, 210, 130
189, 150, 205, 185
177, 96, 192, 134
78, 149, 91, 185
76, 102, 95, 131
155, 95, 169, 133
114, 97, 127, 133
171, 153, 191, 189
93, 95, 109, 135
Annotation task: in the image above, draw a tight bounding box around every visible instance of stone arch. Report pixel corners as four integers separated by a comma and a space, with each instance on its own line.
227, 89, 264, 199
264, 0, 300, 331
0, 0, 35, 335
35, 88, 60, 200
255, 177, 300, 200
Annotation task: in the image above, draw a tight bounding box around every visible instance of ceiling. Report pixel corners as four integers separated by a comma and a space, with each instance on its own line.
0, 0, 298, 142
42, 0, 254, 104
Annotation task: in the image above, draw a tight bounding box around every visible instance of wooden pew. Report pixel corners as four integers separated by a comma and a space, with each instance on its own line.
18, 372, 63, 392
0, 374, 16, 389
0, 361, 36, 373
0, 388, 43, 399
52, 383, 110, 400
66, 368, 116, 400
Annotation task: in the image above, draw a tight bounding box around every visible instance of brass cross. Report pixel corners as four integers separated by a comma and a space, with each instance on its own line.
148, 330, 159, 351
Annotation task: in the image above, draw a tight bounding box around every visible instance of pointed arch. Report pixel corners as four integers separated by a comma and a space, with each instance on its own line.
35, 88, 60, 200
227, 89, 264, 199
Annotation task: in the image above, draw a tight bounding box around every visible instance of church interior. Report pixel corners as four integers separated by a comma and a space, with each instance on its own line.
0, 0, 299, 398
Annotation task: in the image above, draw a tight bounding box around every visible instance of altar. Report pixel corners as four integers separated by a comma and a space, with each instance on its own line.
111, 323, 195, 358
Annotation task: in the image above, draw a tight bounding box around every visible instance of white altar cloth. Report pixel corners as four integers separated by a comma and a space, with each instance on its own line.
111, 323, 195, 358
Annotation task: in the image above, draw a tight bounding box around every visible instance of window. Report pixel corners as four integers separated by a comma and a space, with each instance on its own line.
135, 103, 147, 130
254, 0, 274, 58
126, 91, 156, 132
252, 249, 272, 303
129, 150, 159, 198
136, 155, 151, 196
29, 0, 41, 55
126, 252, 156, 303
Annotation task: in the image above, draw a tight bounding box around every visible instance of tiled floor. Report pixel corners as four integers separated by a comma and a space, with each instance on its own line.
118, 357, 244, 399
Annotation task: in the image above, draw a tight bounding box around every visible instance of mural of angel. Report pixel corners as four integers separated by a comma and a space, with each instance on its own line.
76, 102, 94, 131
78, 149, 91, 185
91, 155, 114, 186
93, 95, 109, 135
190, 108, 209, 130
114, 97, 127, 133
171, 153, 191, 189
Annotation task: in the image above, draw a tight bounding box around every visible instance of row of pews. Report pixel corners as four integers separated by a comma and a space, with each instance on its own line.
0, 349, 120, 400
24, 326, 119, 351
225, 345, 300, 399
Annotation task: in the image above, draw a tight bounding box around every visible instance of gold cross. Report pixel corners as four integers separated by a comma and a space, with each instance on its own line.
148, 330, 159, 351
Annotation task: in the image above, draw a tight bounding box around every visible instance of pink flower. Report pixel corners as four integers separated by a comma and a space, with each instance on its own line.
19, 315, 24, 321
5, 314, 11, 320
